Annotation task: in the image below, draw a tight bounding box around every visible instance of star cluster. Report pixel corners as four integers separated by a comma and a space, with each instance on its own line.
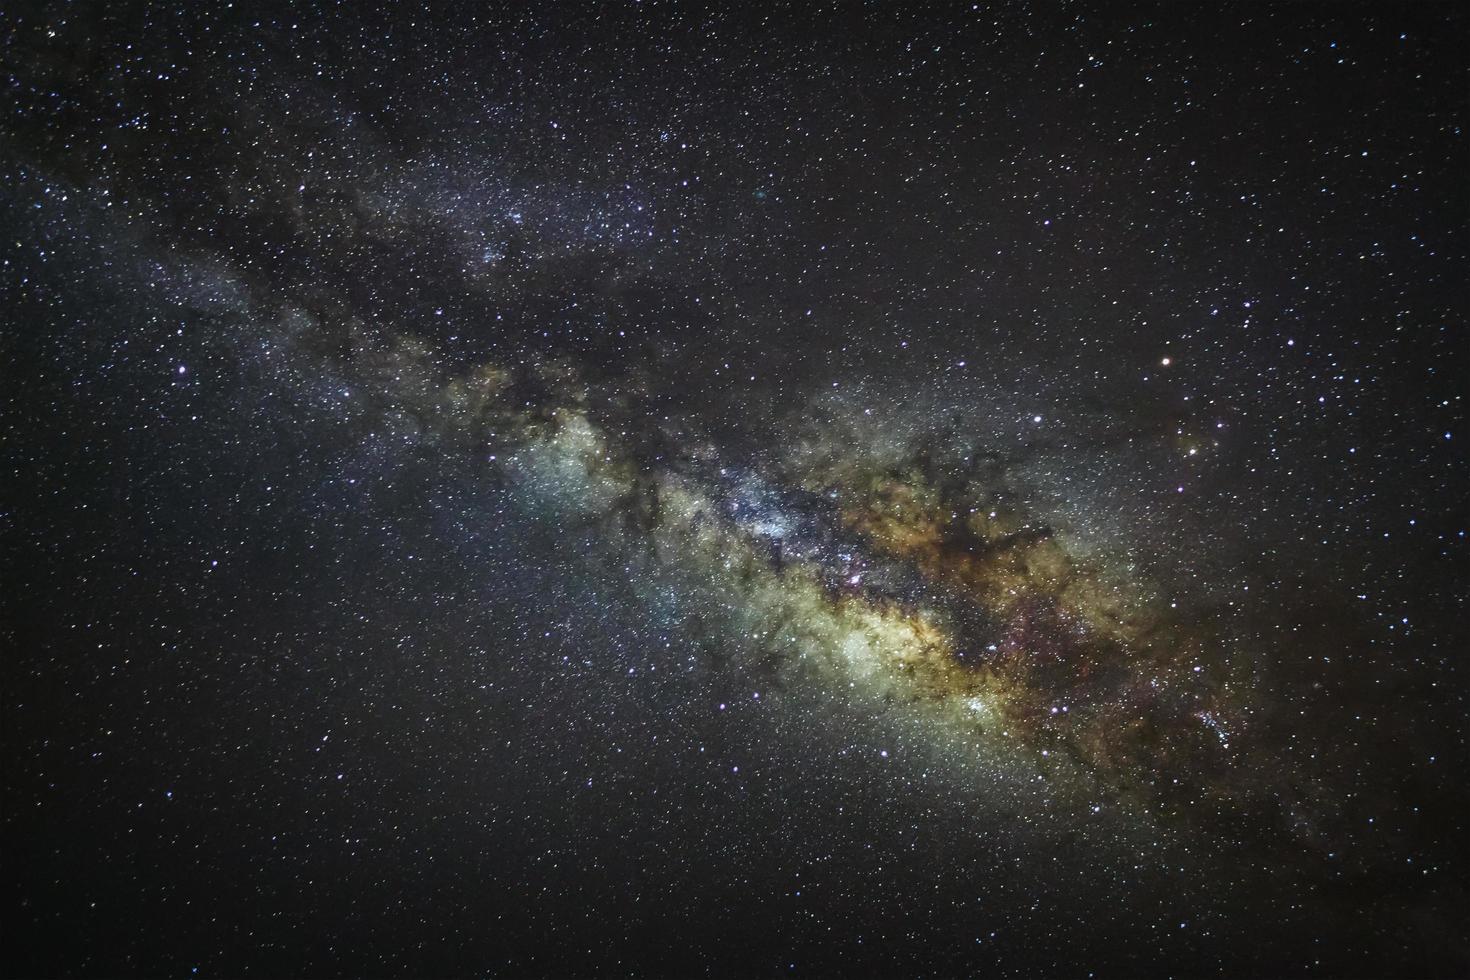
3, 3, 1466, 977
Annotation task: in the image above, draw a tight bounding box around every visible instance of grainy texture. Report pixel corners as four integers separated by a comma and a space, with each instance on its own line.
2, 3, 1466, 977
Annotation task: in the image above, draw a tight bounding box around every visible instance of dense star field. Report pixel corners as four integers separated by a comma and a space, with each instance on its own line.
2, 2, 1466, 977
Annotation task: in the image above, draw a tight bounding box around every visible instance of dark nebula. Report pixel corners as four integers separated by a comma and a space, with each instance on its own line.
3, 3, 1467, 977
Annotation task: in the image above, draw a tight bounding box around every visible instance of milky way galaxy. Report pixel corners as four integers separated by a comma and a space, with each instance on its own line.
4, 4, 1467, 978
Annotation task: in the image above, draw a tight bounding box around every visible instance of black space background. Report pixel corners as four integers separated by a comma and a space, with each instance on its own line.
3, 2, 1468, 978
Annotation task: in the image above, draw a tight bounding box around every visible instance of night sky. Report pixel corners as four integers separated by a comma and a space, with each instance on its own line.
3, 2, 1467, 977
